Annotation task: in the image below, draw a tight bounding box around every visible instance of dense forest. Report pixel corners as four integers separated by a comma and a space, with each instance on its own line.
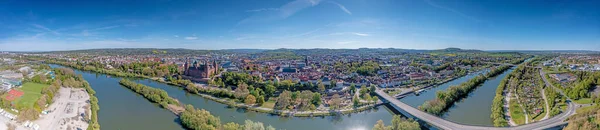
564, 71, 600, 100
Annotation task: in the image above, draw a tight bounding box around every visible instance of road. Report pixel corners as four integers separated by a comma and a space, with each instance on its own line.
374, 89, 574, 130
538, 64, 570, 101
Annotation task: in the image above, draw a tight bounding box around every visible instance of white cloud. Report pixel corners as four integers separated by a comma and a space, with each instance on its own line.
185, 37, 198, 40
174, 35, 179, 37
246, 8, 279, 12
423, 0, 481, 22
238, 0, 322, 24
89, 25, 120, 31
329, 2, 352, 15
353, 32, 369, 36
337, 41, 357, 45
31, 24, 60, 35
235, 36, 254, 41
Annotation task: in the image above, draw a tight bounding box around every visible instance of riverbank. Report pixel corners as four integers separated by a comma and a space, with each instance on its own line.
118, 79, 185, 114
47, 61, 384, 117
419, 65, 512, 115
490, 68, 511, 127
118, 79, 280, 130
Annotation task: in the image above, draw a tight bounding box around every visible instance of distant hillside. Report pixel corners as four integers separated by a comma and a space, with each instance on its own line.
435, 48, 484, 53
33, 47, 587, 56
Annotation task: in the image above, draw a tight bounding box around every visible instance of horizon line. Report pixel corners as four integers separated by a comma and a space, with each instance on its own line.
1, 47, 599, 53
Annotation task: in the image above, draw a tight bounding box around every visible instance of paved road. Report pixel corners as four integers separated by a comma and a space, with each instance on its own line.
375, 89, 574, 130
538, 64, 570, 101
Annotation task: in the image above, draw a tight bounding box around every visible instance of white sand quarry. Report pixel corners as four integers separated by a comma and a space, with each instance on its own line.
33, 87, 91, 130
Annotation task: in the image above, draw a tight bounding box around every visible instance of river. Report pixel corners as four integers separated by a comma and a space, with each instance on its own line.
398, 68, 516, 127
442, 68, 514, 126
50, 64, 521, 129
50, 64, 398, 130
50, 65, 183, 130
400, 71, 488, 108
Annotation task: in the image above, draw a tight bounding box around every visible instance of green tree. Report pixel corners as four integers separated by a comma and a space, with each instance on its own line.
372, 120, 389, 130
311, 93, 321, 106
256, 96, 265, 106
264, 84, 276, 97
318, 82, 326, 93
350, 84, 356, 94
245, 95, 256, 105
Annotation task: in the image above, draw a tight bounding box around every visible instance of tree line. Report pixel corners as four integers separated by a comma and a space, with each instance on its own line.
119, 79, 277, 130
490, 65, 524, 127
119, 79, 179, 108
180, 104, 277, 130
274, 90, 322, 111
372, 115, 420, 130
53, 67, 100, 130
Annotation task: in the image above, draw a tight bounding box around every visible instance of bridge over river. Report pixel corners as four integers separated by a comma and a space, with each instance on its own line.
374, 89, 575, 130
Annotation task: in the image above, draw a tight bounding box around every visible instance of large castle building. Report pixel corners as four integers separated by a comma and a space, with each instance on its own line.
183, 59, 219, 79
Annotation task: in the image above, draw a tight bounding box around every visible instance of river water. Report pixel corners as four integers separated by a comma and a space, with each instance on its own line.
442, 68, 514, 126
399, 71, 488, 108
398, 68, 516, 127
50, 64, 397, 130
53, 65, 183, 130
50, 64, 521, 129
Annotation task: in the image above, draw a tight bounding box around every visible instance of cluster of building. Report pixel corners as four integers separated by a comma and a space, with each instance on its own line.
36, 50, 524, 93
0, 70, 23, 91
41, 51, 520, 90
549, 73, 577, 83
549, 55, 600, 71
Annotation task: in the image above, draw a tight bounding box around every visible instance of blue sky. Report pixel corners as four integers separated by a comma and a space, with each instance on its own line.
0, 0, 598, 51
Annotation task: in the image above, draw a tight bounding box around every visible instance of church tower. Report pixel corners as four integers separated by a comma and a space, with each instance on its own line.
305, 56, 309, 65
213, 60, 219, 74
184, 58, 189, 75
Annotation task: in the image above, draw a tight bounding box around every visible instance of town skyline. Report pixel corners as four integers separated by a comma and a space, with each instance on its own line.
2, 47, 600, 53
1, 0, 599, 51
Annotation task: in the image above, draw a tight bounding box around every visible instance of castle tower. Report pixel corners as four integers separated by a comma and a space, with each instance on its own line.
205, 60, 210, 76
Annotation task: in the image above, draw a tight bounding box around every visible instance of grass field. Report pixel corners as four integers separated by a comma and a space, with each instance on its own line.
509, 98, 526, 125
573, 98, 592, 104
260, 98, 276, 109
13, 82, 47, 108
576, 104, 599, 113
385, 89, 402, 96
559, 103, 568, 111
